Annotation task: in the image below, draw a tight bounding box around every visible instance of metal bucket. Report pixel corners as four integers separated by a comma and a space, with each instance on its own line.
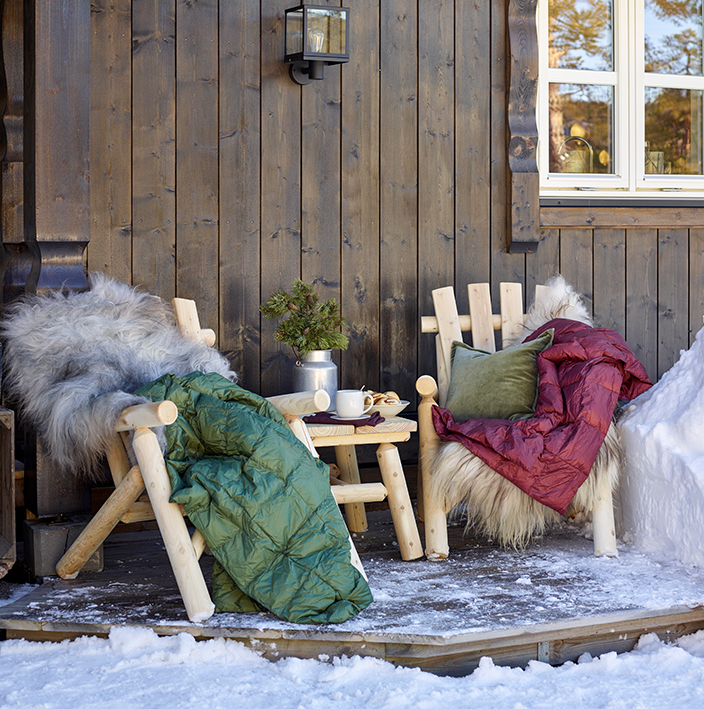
293, 350, 337, 411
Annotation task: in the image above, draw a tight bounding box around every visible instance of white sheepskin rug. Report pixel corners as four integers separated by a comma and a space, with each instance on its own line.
1, 273, 236, 479
427, 275, 622, 549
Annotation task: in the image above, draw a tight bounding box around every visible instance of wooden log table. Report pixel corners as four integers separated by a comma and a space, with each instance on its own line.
306, 416, 423, 561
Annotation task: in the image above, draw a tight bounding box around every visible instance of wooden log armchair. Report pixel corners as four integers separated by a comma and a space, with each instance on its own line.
416, 280, 628, 562
0, 276, 377, 622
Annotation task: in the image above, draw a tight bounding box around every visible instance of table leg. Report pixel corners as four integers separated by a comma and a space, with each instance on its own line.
334, 444, 368, 532
376, 442, 423, 561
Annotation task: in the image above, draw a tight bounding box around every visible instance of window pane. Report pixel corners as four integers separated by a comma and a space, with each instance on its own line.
645, 0, 703, 76
548, 83, 614, 174
644, 87, 703, 174
548, 0, 613, 71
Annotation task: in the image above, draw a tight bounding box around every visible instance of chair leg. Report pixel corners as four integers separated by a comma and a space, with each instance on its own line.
335, 444, 368, 532
56, 465, 145, 579
131, 427, 214, 622
376, 443, 423, 561
592, 472, 618, 557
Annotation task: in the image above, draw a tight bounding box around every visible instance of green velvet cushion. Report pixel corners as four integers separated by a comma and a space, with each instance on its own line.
444, 329, 554, 422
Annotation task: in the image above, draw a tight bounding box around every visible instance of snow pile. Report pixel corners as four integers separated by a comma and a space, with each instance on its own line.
619, 322, 704, 566
2, 627, 704, 708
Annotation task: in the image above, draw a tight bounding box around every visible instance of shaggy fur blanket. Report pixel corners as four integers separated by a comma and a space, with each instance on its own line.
0, 273, 236, 479
432, 318, 652, 514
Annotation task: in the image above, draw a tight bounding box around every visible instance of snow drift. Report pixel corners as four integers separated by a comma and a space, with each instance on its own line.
618, 321, 704, 566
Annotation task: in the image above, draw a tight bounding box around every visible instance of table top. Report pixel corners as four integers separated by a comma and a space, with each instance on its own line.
306, 415, 416, 446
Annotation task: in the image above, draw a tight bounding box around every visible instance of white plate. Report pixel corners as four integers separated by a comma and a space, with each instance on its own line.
368, 400, 410, 418
331, 412, 371, 421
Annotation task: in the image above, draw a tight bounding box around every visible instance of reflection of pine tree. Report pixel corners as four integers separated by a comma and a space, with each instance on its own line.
645, 88, 701, 174
645, 0, 703, 75
549, 0, 612, 70
548, 1, 613, 173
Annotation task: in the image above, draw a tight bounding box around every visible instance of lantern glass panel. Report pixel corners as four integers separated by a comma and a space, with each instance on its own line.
306, 8, 346, 55
286, 9, 303, 55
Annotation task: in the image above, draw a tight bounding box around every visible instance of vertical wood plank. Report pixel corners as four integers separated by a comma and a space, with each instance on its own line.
689, 228, 704, 346
559, 228, 593, 314
31, 0, 91, 244
341, 0, 380, 390
490, 1, 525, 301
526, 227, 560, 303
175, 0, 219, 329
417, 0, 455, 387
626, 229, 658, 384
657, 228, 689, 379
89, 0, 132, 281
593, 228, 626, 335
379, 0, 418, 399
218, 0, 262, 392
301, 1, 343, 377
455, 0, 490, 294
1, 0, 24, 254
132, 0, 176, 298
260, 0, 302, 396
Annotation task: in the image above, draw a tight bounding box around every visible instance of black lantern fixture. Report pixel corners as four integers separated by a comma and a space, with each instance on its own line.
284, 5, 350, 85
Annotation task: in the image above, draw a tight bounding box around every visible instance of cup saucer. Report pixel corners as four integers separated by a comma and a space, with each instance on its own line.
331, 412, 371, 421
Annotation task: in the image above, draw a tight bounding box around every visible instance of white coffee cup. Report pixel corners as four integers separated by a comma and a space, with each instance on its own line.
335, 389, 374, 418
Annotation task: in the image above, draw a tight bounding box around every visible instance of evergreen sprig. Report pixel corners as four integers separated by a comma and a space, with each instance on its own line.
260, 279, 349, 361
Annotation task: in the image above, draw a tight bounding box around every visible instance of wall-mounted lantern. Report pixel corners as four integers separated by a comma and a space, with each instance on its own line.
284, 5, 350, 85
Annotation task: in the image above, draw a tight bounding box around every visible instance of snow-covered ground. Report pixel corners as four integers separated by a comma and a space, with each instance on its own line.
1, 622, 704, 708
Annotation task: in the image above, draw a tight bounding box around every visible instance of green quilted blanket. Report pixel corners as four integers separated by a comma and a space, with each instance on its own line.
136, 371, 373, 624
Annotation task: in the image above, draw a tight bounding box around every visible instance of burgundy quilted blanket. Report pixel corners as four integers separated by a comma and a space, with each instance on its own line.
432, 319, 652, 514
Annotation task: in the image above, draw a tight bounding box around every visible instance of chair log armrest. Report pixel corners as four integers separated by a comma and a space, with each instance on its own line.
114, 401, 178, 431
416, 374, 438, 403
267, 389, 330, 415
415, 375, 441, 486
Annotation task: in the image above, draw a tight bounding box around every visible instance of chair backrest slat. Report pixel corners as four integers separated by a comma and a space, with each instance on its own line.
431, 286, 463, 407
500, 282, 524, 348
172, 298, 204, 344
467, 283, 495, 352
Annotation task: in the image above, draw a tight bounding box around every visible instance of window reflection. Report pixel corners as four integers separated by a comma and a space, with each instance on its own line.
645, 0, 702, 76
549, 83, 614, 174
644, 87, 703, 174
548, 0, 613, 71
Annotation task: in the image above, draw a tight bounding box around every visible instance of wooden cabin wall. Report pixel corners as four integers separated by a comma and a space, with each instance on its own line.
87, 0, 704, 403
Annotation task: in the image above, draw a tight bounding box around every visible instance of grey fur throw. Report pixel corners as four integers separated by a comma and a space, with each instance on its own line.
1, 273, 237, 479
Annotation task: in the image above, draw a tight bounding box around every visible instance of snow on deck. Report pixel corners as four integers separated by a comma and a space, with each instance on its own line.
2, 514, 703, 638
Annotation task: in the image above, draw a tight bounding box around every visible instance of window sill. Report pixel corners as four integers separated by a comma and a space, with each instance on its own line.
540, 204, 704, 229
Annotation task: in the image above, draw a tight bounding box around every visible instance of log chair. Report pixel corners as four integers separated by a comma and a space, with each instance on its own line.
55, 299, 371, 622
416, 282, 619, 561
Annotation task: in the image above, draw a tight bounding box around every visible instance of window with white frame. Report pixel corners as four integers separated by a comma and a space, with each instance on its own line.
539, 0, 704, 198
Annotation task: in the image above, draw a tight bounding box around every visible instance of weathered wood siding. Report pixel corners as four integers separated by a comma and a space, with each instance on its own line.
87, 0, 704, 399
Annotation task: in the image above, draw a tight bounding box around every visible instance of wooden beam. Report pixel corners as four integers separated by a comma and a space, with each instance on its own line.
507, 0, 540, 253
3, 602, 704, 677
541, 206, 704, 229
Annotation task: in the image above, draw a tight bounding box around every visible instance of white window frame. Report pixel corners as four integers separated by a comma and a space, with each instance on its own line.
538, 0, 704, 199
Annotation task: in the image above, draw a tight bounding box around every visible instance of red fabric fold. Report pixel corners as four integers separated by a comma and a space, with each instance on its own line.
432, 319, 652, 514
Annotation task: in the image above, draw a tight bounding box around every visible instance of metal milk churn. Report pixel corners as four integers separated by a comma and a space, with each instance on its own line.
293, 350, 337, 411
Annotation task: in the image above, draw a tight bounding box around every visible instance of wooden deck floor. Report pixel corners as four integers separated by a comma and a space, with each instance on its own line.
1, 512, 703, 676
